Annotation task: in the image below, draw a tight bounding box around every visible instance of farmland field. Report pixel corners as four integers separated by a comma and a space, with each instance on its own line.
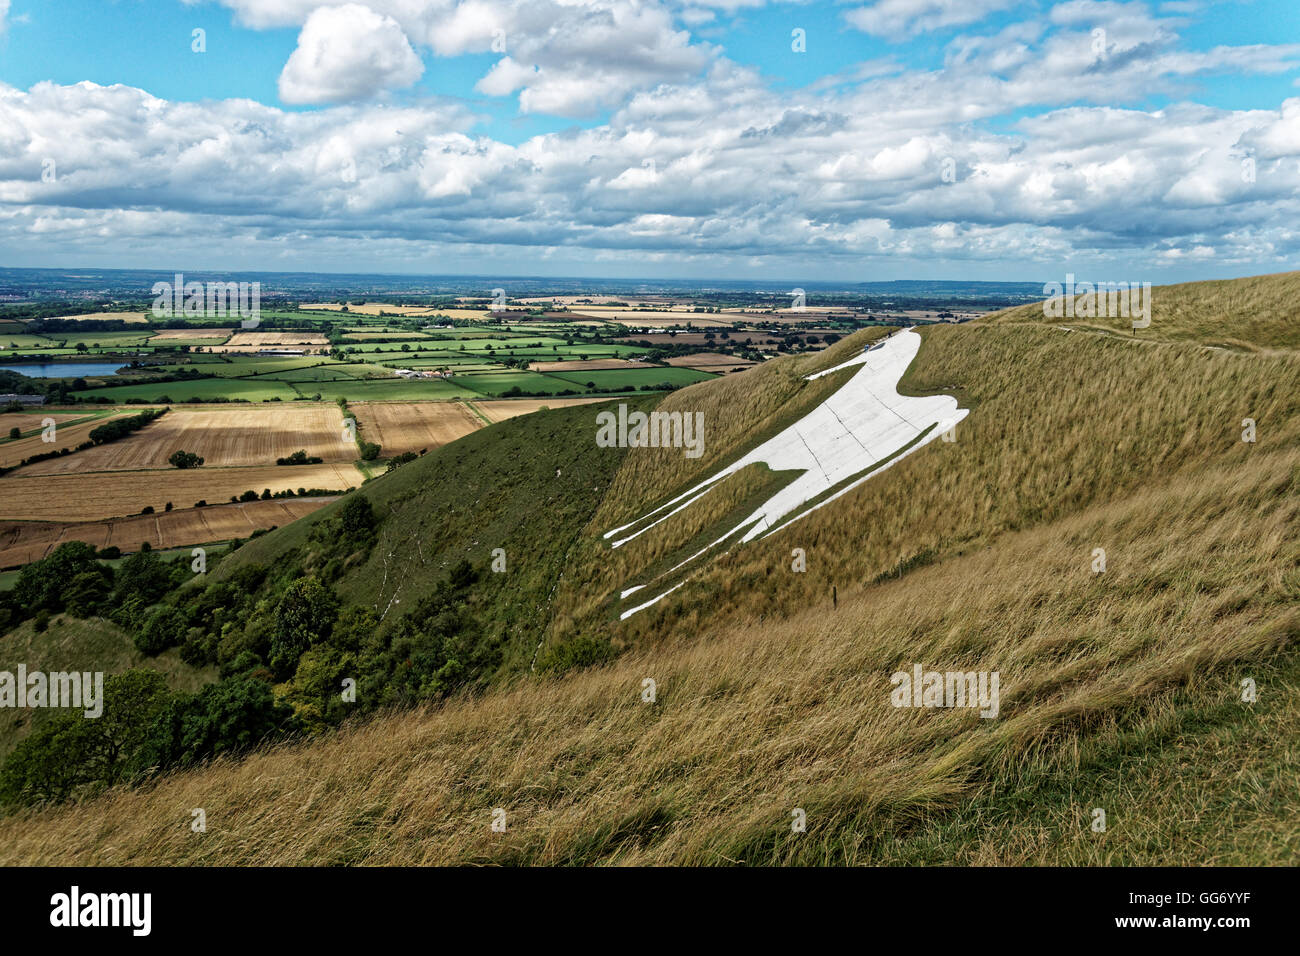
351, 401, 482, 457
149, 328, 233, 340
76, 378, 301, 402
0, 463, 364, 521
0, 497, 337, 568
204, 331, 329, 353
449, 371, 572, 396
20, 404, 353, 473
305, 379, 473, 402
472, 397, 610, 422
0, 412, 85, 435
546, 367, 716, 388
0, 414, 129, 468
528, 358, 644, 372
46, 311, 150, 323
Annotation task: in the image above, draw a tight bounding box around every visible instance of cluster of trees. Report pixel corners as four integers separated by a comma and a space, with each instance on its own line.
276, 449, 323, 466
168, 449, 204, 469
0, 491, 513, 807
89, 407, 167, 445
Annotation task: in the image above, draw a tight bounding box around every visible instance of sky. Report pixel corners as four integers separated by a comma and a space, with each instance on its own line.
0, 0, 1298, 283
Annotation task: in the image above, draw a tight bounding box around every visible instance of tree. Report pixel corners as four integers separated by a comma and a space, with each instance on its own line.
7, 427, 18, 440
338, 495, 376, 544
136, 605, 188, 655
0, 670, 172, 806
13, 541, 100, 615
168, 449, 204, 469
270, 578, 340, 679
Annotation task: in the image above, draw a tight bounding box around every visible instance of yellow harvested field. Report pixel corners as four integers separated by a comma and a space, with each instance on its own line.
150, 328, 232, 340
0, 497, 337, 568
0, 415, 130, 469
47, 312, 150, 323
21, 405, 353, 474
473, 397, 609, 423
0, 413, 83, 434
301, 303, 455, 317
204, 331, 329, 353
0, 463, 364, 522
665, 352, 752, 367
528, 358, 644, 372
351, 401, 482, 457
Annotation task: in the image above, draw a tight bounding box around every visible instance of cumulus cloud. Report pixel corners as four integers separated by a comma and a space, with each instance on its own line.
200, 0, 714, 116
278, 4, 424, 105
4, 2, 1300, 277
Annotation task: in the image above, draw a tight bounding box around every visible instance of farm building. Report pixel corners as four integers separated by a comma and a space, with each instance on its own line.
0, 393, 46, 406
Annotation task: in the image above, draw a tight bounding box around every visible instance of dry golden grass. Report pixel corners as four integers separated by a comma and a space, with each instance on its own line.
20, 404, 352, 474
351, 401, 482, 458
0, 463, 363, 521
0, 445, 1291, 865
985, 270, 1300, 350
574, 324, 1300, 650
0, 498, 337, 567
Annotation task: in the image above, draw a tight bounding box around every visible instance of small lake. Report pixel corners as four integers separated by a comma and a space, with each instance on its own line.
0, 362, 125, 378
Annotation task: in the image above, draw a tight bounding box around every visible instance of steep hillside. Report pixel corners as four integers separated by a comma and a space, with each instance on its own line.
0, 273, 1297, 863
0, 439, 1293, 864
985, 270, 1300, 350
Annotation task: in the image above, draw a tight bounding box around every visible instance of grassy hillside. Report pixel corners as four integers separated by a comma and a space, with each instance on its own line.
0, 273, 1296, 863
984, 270, 1300, 350
0, 616, 215, 759
0, 439, 1293, 864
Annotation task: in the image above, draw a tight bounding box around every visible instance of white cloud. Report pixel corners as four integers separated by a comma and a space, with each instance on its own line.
278, 4, 424, 105
5, 3, 1300, 278
846, 0, 1022, 39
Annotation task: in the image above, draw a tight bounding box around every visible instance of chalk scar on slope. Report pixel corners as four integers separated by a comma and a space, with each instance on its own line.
604, 329, 969, 620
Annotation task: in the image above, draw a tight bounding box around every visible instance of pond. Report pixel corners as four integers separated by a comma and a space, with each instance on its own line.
0, 362, 125, 378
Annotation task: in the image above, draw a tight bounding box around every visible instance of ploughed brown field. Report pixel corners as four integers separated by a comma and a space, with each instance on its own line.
20, 405, 353, 474
0, 414, 131, 469
0, 497, 338, 568
0, 463, 364, 522
350, 401, 483, 458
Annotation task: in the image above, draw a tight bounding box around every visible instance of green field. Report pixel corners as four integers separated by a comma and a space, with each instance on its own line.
547, 366, 715, 388
77, 378, 301, 402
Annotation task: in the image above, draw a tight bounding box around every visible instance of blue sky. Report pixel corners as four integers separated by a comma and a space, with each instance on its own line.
1, 0, 1298, 282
